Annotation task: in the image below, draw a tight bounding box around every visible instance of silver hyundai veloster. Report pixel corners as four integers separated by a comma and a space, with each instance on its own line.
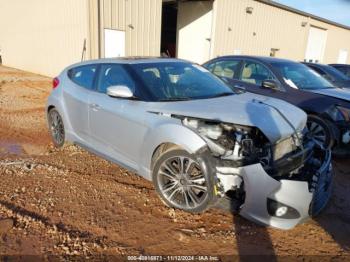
46, 58, 333, 229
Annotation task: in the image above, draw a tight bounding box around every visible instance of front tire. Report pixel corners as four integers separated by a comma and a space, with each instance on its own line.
152, 148, 215, 213
307, 115, 333, 149
48, 108, 65, 148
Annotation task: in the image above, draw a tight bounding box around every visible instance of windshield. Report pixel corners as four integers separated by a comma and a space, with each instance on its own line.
129, 62, 235, 102
323, 65, 349, 81
271, 62, 335, 90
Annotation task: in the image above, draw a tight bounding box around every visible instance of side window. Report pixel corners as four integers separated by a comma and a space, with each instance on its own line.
68, 65, 97, 89
241, 61, 276, 86
208, 60, 241, 79
338, 66, 350, 77
309, 66, 326, 76
205, 62, 216, 73
97, 64, 135, 94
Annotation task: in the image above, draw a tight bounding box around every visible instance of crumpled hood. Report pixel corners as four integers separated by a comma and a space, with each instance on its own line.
309, 88, 350, 102
147, 93, 307, 143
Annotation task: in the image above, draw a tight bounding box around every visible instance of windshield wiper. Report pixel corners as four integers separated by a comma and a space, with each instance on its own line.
159, 93, 234, 102
210, 92, 235, 98
159, 97, 192, 102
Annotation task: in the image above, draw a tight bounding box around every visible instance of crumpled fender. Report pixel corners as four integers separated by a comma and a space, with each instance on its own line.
138, 122, 206, 180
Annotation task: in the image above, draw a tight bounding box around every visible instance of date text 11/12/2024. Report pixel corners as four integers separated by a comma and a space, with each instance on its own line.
127, 255, 220, 261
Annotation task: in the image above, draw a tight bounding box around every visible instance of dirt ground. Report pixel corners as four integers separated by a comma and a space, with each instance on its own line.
0, 65, 350, 259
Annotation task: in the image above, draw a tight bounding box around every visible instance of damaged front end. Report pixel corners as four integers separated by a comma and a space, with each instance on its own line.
181, 117, 333, 230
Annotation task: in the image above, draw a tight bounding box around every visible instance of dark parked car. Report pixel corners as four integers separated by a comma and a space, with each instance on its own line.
303, 62, 350, 88
329, 64, 350, 78
203, 56, 350, 154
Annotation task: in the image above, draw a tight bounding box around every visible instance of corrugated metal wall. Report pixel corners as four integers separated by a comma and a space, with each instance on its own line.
0, 0, 89, 77
211, 0, 350, 64
88, 0, 101, 60
309, 18, 350, 64
0, 0, 349, 76
89, 0, 162, 59
211, 0, 309, 61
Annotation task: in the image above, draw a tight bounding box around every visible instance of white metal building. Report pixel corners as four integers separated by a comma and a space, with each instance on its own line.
0, 0, 349, 77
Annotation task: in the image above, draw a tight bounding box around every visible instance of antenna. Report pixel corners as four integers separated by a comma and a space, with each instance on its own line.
81, 39, 87, 62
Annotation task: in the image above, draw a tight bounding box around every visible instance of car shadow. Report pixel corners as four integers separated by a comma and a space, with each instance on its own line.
214, 198, 276, 260
232, 214, 277, 261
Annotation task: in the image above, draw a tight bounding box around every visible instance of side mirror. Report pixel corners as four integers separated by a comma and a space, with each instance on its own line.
107, 85, 134, 99
262, 79, 279, 90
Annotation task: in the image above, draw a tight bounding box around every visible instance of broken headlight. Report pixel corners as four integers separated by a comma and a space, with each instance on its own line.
273, 137, 298, 161
182, 118, 223, 140
182, 117, 272, 168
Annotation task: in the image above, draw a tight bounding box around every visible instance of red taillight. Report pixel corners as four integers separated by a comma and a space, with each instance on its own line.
53, 77, 60, 89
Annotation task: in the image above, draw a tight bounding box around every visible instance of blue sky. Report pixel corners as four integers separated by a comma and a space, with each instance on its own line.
274, 0, 350, 26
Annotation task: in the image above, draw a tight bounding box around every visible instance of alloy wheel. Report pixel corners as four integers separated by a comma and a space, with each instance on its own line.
307, 120, 327, 149
49, 110, 65, 147
157, 156, 208, 210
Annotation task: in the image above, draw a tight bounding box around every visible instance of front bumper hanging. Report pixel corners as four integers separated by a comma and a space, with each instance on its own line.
215, 149, 333, 230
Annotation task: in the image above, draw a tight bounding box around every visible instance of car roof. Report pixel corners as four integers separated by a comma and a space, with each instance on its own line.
303, 62, 329, 68
68, 57, 191, 69
210, 55, 297, 64
329, 64, 350, 66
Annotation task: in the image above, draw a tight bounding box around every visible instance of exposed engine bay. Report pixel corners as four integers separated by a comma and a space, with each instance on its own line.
181, 117, 307, 175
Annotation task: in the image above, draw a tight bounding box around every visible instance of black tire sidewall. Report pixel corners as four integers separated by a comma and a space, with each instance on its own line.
152, 148, 215, 213
48, 108, 65, 148
307, 115, 333, 149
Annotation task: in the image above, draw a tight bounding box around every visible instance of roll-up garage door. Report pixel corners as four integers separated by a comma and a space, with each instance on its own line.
305, 26, 328, 63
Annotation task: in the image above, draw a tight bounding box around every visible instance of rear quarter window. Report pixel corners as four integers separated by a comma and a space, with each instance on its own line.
68, 65, 98, 90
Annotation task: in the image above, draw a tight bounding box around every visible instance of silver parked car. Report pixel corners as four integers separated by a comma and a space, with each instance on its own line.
46, 58, 333, 230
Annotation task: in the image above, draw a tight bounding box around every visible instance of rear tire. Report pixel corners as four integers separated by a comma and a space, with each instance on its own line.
48, 108, 65, 148
152, 147, 215, 213
307, 115, 333, 149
